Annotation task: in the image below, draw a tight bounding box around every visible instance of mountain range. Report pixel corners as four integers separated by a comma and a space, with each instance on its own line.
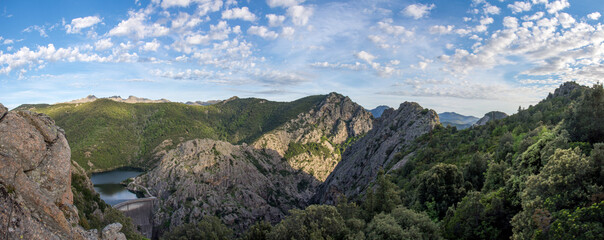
3, 82, 604, 240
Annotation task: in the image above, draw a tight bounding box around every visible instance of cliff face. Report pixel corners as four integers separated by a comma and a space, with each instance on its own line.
130, 139, 319, 233
0, 103, 126, 240
312, 102, 440, 204
253, 92, 373, 181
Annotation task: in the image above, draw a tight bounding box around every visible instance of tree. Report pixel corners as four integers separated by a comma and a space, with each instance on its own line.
268, 205, 349, 240
362, 170, 401, 220
414, 164, 467, 219
241, 221, 272, 240
463, 153, 489, 190
162, 216, 233, 240
566, 84, 604, 143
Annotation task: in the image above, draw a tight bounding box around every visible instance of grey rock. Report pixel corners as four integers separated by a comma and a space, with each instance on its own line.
313, 102, 440, 204
102, 223, 126, 240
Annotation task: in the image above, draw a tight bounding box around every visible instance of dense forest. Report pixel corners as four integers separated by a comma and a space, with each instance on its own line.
161, 82, 604, 240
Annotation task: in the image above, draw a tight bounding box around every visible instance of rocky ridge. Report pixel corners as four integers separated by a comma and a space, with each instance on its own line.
0, 103, 126, 240
312, 102, 440, 204
252, 92, 373, 181
129, 139, 319, 234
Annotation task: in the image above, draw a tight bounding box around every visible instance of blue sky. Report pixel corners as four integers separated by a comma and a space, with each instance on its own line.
1, 0, 604, 116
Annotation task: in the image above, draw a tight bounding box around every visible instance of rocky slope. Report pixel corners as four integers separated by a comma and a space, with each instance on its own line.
312, 102, 440, 204
474, 111, 508, 126
252, 92, 373, 181
0, 103, 126, 240
129, 139, 319, 234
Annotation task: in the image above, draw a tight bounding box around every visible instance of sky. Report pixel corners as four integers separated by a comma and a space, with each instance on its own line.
1, 0, 604, 116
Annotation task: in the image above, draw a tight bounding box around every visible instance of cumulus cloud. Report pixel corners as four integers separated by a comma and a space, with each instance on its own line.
222, 7, 257, 21
0, 44, 109, 75
355, 51, 376, 63
430, 25, 454, 34
266, 0, 304, 8
247, 26, 278, 39
95, 38, 113, 50
402, 3, 435, 19
508, 1, 531, 14
65, 16, 102, 34
281, 26, 295, 39
153, 68, 215, 80
266, 14, 285, 27
588, 12, 601, 20
310, 61, 365, 71
483, 4, 500, 15
141, 39, 161, 51
109, 11, 169, 39
544, 0, 570, 14
160, 0, 193, 9
287, 5, 313, 26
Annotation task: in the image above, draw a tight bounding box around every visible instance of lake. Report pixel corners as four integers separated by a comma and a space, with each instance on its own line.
91, 168, 143, 206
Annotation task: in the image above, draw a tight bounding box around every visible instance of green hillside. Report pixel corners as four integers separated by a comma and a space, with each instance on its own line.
17, 95, 325, 172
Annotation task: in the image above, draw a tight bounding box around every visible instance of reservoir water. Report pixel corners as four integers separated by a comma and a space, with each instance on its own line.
90, 168, 143, 206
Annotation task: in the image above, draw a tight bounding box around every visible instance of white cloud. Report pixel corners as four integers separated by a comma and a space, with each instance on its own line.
0, 44, 109, 75
160, 0, 193, 9
508, 1, 532, 14
355, 51, 376, 63
141, 39, 161, 51
222, 7, 257, 21
281, 26, 295, 39
266, 0, 304, 8
287, 5, 313, 26
545, 0, 570, 14
23, 25, 48, 37
181, 21, 235, 48
153, 68, 215, 80
503, 17, 519, 29
557, 12, 575, 28
109, 11, 169, 39
483, 4, 500, 15
402, 3, 435, 19
266, 14, 285, 27
95, 38, 113, 50
588, 12, 601, 20
522, 11, 544, 21
253, 70, 309, 85
65, 16, 102, 34
247, 26, 278, 39
429, 25, 454, 34
310, 61, 365, 71
197, 0, 224, 16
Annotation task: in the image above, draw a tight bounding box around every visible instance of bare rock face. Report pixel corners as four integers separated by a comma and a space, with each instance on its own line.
312, 102, 440, 204
101, 223, 126, 240
0, 103, 122, 240
253, 92, 373, 181
130, 139, 319, 234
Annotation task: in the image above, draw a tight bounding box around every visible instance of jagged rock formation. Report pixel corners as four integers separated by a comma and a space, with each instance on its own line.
64, 95, 171, 104
129, 139, 319, 234
474, 111, 508, 126
552, 81, 581, 98
252, 92, 373, 181
0, 103, 125, 240
313, 102, 440, 204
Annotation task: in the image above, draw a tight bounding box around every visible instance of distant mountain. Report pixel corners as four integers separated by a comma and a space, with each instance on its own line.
474, 111, 508, 126
368, 105, 390, 118
63, 95, 171, 104
438, 112, 479, 129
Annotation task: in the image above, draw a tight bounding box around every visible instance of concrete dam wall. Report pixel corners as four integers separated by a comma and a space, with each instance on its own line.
114, 197, 157, 239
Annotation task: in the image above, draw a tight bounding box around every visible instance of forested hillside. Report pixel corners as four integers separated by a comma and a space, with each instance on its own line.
16, 95, 325, 171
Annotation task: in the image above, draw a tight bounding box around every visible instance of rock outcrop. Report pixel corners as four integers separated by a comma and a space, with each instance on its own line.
129, 139, 319, 234
0, 103, 125, 240
253, 92, 373, 181
474, 111, 508, 126
312, 102, 440, 204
